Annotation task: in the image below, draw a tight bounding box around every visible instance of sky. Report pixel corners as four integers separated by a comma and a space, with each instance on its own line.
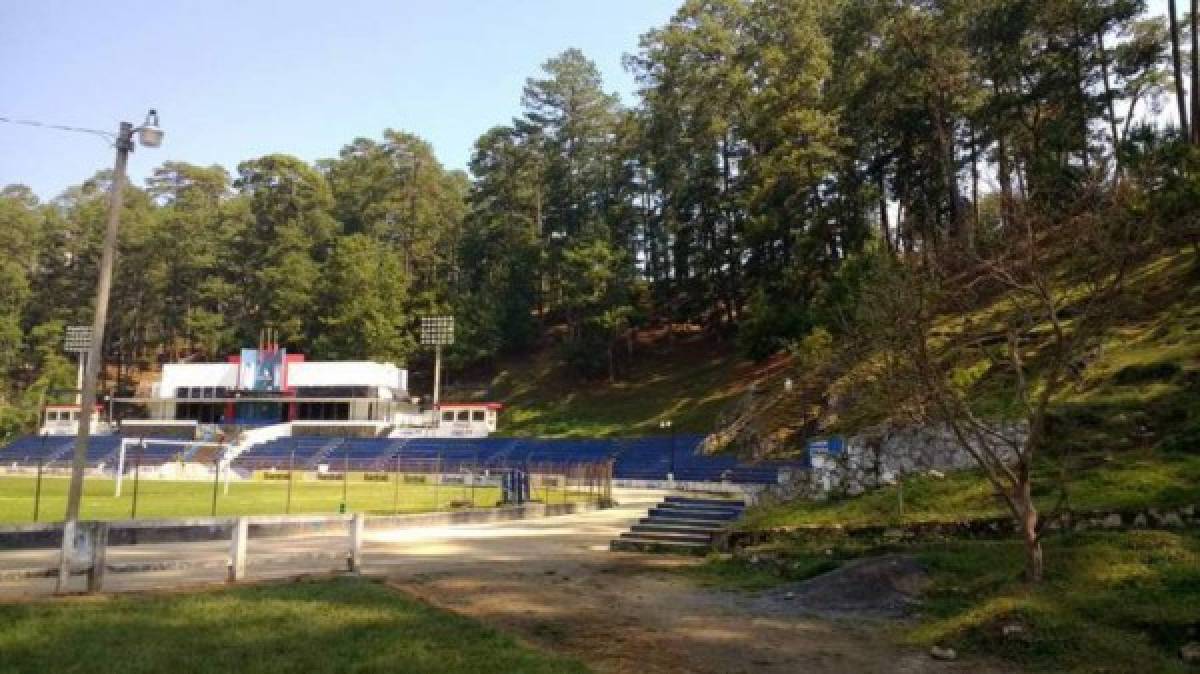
0, 0, 681, 200
0, 0, 1176, 201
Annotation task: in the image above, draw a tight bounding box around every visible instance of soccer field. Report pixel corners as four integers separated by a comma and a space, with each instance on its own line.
0, 474, 528, 523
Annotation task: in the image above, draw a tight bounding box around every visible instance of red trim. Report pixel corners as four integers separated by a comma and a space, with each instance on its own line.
45, 404, 104, 411
437, 403, 504, 411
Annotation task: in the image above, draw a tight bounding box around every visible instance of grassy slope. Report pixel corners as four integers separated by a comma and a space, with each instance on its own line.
713, 249, 1200, 672
745, 248, 1200, 530
0, 578, 589, 674
490, 330, 781, 438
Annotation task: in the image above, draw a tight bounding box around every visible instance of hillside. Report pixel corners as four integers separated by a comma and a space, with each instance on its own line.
488, 327, 789, 439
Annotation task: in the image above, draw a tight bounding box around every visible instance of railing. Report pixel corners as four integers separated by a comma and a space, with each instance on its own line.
0, 500, 610, 595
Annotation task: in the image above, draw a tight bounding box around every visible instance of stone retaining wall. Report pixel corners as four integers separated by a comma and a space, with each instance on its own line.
806, 423, 1025, 497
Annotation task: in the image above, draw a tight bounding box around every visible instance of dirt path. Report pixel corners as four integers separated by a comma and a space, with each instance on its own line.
378, 499, 1010, 674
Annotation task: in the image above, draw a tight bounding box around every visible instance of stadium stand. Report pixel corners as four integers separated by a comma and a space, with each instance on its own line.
234, 434, 802, 484
0, 432, 804, 484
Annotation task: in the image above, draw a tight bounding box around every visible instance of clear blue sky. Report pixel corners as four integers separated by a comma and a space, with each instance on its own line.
0, 0, 1174, 201
0, 0, 681, 200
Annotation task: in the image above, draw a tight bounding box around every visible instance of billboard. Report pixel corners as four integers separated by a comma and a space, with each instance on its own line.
239, 348, 287, 392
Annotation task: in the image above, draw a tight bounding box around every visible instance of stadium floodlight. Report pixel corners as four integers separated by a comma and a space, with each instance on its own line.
660, 420, 676, 480
64, 326, 93, 406
63, 326, 92, 353
420, 316, 455, 346
57, 110, 163, 594
420, 317, 454, 407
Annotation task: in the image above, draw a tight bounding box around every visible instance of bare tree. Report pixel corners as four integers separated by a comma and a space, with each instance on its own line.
853, 188, 1142, 582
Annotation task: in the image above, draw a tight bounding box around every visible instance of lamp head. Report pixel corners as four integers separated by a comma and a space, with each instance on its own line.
137, 109, 163, 148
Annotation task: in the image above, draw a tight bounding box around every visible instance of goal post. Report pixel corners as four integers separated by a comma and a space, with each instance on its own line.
113, 437, 235, 497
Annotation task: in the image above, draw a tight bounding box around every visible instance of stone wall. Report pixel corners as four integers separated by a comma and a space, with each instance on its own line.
807, 422, 1025, 497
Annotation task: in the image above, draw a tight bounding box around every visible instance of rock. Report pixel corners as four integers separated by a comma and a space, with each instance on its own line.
883, 528, 905, 540
1074, 521, 1090, 533
1181, 642, 1200, 664
930, 646, 958, 661
1133, 514, 1148, 528
927, 470, 946, 480
1181, 505, 1195, 518
783, 592, 796, 601
1161, 513, 1184, 528
749, 554, 761, 565
1102, 513, 1122, 529
1002, 623, 1032, 643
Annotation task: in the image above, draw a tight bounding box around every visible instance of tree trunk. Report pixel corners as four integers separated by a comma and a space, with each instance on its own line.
1096, 31, 1122, 177
878, 169, 892, 254
1015, 478, 1043, 582
1168, 0, 1190, 139
969, 122, 979, 255
1191, 0, 1199, 144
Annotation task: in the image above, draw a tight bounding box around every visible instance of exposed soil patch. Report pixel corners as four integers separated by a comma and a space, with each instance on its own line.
755, 555, 931, 620
389, 553, 1009, 674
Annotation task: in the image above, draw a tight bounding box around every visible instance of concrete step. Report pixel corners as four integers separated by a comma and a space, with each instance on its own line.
619, 530, 713, 544
639, 515, 734, 528
632, 522, 724, 536
654, 500, 743, 513
664, 496, 746, 508
648, 507, 740, 521
609, 537, 711, 555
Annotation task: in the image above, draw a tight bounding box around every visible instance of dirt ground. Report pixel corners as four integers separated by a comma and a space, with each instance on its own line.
0, 492, 1013, 672
391, 551, 1012, 674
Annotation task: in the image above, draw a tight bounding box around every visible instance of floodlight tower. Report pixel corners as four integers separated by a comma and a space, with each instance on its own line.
420, 317, 455, 407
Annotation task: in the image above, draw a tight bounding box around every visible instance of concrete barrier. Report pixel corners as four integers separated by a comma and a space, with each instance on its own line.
0, 499, 612, 593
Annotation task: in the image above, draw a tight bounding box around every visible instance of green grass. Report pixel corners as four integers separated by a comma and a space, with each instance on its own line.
0, 475, 532, 523
698, 531, 1200, 673
738, 452, 1200, 530
0, 577, 589, 674
908, 531, 1200, 673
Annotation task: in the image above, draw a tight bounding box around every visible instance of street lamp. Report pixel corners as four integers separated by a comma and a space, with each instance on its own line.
57, 110, 163, 592
659, 419, 675, 482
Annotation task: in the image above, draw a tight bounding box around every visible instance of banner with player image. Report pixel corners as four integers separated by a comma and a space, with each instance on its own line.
238, 348, 287, 392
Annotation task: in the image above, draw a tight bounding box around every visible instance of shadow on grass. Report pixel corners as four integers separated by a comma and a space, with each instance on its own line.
0, 578, 589, 674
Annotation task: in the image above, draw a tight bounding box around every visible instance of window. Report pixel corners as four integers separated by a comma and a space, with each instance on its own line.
471, 410, 485, 422
47, 411, 59, 422
456, 410, 470, 422
71, 411, 79, 421
442, 411, 454, 422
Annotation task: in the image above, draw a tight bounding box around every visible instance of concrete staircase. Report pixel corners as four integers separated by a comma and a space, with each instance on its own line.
610, 496, 745, 554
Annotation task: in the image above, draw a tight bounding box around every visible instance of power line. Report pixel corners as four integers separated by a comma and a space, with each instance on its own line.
0, 115, 115, 144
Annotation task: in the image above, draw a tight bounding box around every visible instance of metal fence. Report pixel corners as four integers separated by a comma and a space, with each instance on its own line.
0, 457, 614, 524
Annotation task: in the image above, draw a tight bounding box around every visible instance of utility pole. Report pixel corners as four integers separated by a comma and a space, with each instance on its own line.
56, 112, 162, 593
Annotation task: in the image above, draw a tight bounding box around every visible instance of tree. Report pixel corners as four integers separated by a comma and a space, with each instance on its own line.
1168, 0, 1190, 138
853, 186, 1145, 582
233, 154, 339, 348
314, 234, 413, 362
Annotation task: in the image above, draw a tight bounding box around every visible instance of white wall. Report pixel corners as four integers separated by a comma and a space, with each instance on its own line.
155, 361, 408, 397
288, 362, 407, 393
158, 363, 239, 398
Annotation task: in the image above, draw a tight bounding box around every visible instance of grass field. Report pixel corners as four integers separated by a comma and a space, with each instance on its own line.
0, 474, 567, 523
0, 577, 589, 673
